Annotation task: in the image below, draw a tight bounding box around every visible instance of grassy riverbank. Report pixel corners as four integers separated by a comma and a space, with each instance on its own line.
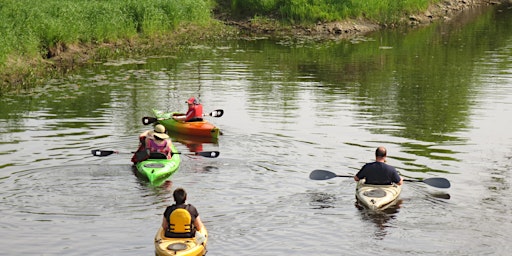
0, 0, 496, 93
0, 0, 215, 93
223, 0, 436, 23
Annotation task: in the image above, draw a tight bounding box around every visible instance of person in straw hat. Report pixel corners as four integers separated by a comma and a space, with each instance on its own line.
131, 124, 173, 163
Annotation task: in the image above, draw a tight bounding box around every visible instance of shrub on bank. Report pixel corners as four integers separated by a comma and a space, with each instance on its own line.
0, 0, 213, 91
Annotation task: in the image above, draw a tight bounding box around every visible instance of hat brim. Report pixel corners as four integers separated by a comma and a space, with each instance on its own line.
150, 131, 169, 140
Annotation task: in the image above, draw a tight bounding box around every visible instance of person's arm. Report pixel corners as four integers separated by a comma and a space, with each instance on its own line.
390, 166, 403, 185
172, 115, 186, 121
184, 108, 196, 121
396, 176, 403, 186
161, 217, 168, 230
139, 130, 150, 138
194, 215, 204, 231
354, 165, 365, 181
165, 140, 173, 158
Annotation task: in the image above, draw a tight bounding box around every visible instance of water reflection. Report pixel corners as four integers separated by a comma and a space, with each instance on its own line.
308, 192, 337, 209
170, 133, 218, 153
355, 200, 402, 239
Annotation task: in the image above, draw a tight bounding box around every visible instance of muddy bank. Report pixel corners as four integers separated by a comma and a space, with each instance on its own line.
223, 0, 505, 40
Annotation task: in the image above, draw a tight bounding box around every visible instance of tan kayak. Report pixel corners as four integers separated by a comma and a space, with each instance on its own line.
355, 179, 402, 210
154, 227, 208, 256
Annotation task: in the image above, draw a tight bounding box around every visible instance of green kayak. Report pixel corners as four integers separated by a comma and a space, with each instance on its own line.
135, 144, 181, 185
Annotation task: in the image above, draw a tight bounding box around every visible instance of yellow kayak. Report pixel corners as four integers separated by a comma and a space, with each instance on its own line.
355, 179, 402, 210
154, 227, 208, 256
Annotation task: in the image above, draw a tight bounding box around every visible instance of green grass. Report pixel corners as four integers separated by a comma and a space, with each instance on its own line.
1, 0, 441, 91
0, 0, 214, 91
227, 0, 438, 24
0, 0, 213, 66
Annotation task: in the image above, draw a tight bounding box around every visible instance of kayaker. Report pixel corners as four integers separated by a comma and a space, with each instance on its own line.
131, 124, 173, 163
172, 96, 204, 122
162, 188, 205, 238
354, 146, 404, 185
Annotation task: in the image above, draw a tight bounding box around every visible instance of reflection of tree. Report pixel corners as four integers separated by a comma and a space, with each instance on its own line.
355, 199, 402, 239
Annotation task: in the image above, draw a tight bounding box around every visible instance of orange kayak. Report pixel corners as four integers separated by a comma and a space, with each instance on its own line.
153, 109, 220, 138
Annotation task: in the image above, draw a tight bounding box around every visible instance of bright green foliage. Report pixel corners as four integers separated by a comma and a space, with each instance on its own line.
228, 0, 436, 24
0, 0, 437, 67
0, 0, 213, 64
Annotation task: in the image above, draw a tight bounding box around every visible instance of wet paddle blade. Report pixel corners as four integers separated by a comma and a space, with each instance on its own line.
91, 150, 116, 157
142, 116, 158, 125
310, 169, 338, 180
422, 177, 451, 188
208, 109, 224, 117
195, 151, 220, 158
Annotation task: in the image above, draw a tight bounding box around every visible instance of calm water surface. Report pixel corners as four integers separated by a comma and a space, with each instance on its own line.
1, 4, 511, 256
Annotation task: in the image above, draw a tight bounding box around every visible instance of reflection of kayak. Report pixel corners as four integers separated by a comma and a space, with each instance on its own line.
171, 133, 218, 153
154, 227, 208, 256
153, 109, 220, 138
355, 179, 401, 210
134, 144, 180, 186
171, 133, 218, 145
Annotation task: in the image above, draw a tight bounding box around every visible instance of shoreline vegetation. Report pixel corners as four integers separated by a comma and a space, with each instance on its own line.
0, 0, 505, 94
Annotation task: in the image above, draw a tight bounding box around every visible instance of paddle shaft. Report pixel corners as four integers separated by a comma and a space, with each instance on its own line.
91, 149, 219, 158
142, 109, 223, 125
310, 169, 450, 188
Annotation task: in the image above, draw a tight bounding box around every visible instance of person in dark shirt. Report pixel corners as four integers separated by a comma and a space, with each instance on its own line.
162, 188, 204, 238
354, 146, 403, 185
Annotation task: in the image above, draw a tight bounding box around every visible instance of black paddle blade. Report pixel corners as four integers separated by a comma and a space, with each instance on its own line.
310, 169, 338, 180
209, 109, 224, 117
422, 177, 451, 188
91, 150, 116, 157
195, 151, 220, 158
142, 116, 158, 125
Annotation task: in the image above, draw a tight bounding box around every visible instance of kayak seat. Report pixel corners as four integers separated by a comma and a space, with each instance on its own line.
186, 117, 203, 122
149, 152, 167, 159
363, 188, 386, 198
166, 208, 194, 238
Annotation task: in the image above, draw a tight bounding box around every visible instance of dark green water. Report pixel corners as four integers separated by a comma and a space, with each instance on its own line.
1, 4, 511, 255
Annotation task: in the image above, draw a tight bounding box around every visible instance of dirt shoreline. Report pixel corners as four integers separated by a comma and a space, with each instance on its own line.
0, 0, 507, 92
225, 0, 503, 40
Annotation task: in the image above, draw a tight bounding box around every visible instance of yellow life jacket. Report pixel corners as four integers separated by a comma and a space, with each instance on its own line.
169, 208, 192, 234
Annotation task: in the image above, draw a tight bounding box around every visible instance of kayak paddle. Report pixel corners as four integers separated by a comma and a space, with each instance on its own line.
309, 169, 450, 189
142, 109, 224, 125
309, 169, 353, 179
91, 149, 220, 158
402, 177, 451, 189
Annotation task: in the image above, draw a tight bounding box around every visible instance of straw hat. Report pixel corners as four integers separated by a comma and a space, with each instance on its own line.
150, 124, 169, 140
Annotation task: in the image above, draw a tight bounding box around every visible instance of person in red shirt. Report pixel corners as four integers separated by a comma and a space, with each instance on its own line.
173, 97, 203, 122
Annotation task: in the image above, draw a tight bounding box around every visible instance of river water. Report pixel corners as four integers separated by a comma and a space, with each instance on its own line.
1, 4, 511, 256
